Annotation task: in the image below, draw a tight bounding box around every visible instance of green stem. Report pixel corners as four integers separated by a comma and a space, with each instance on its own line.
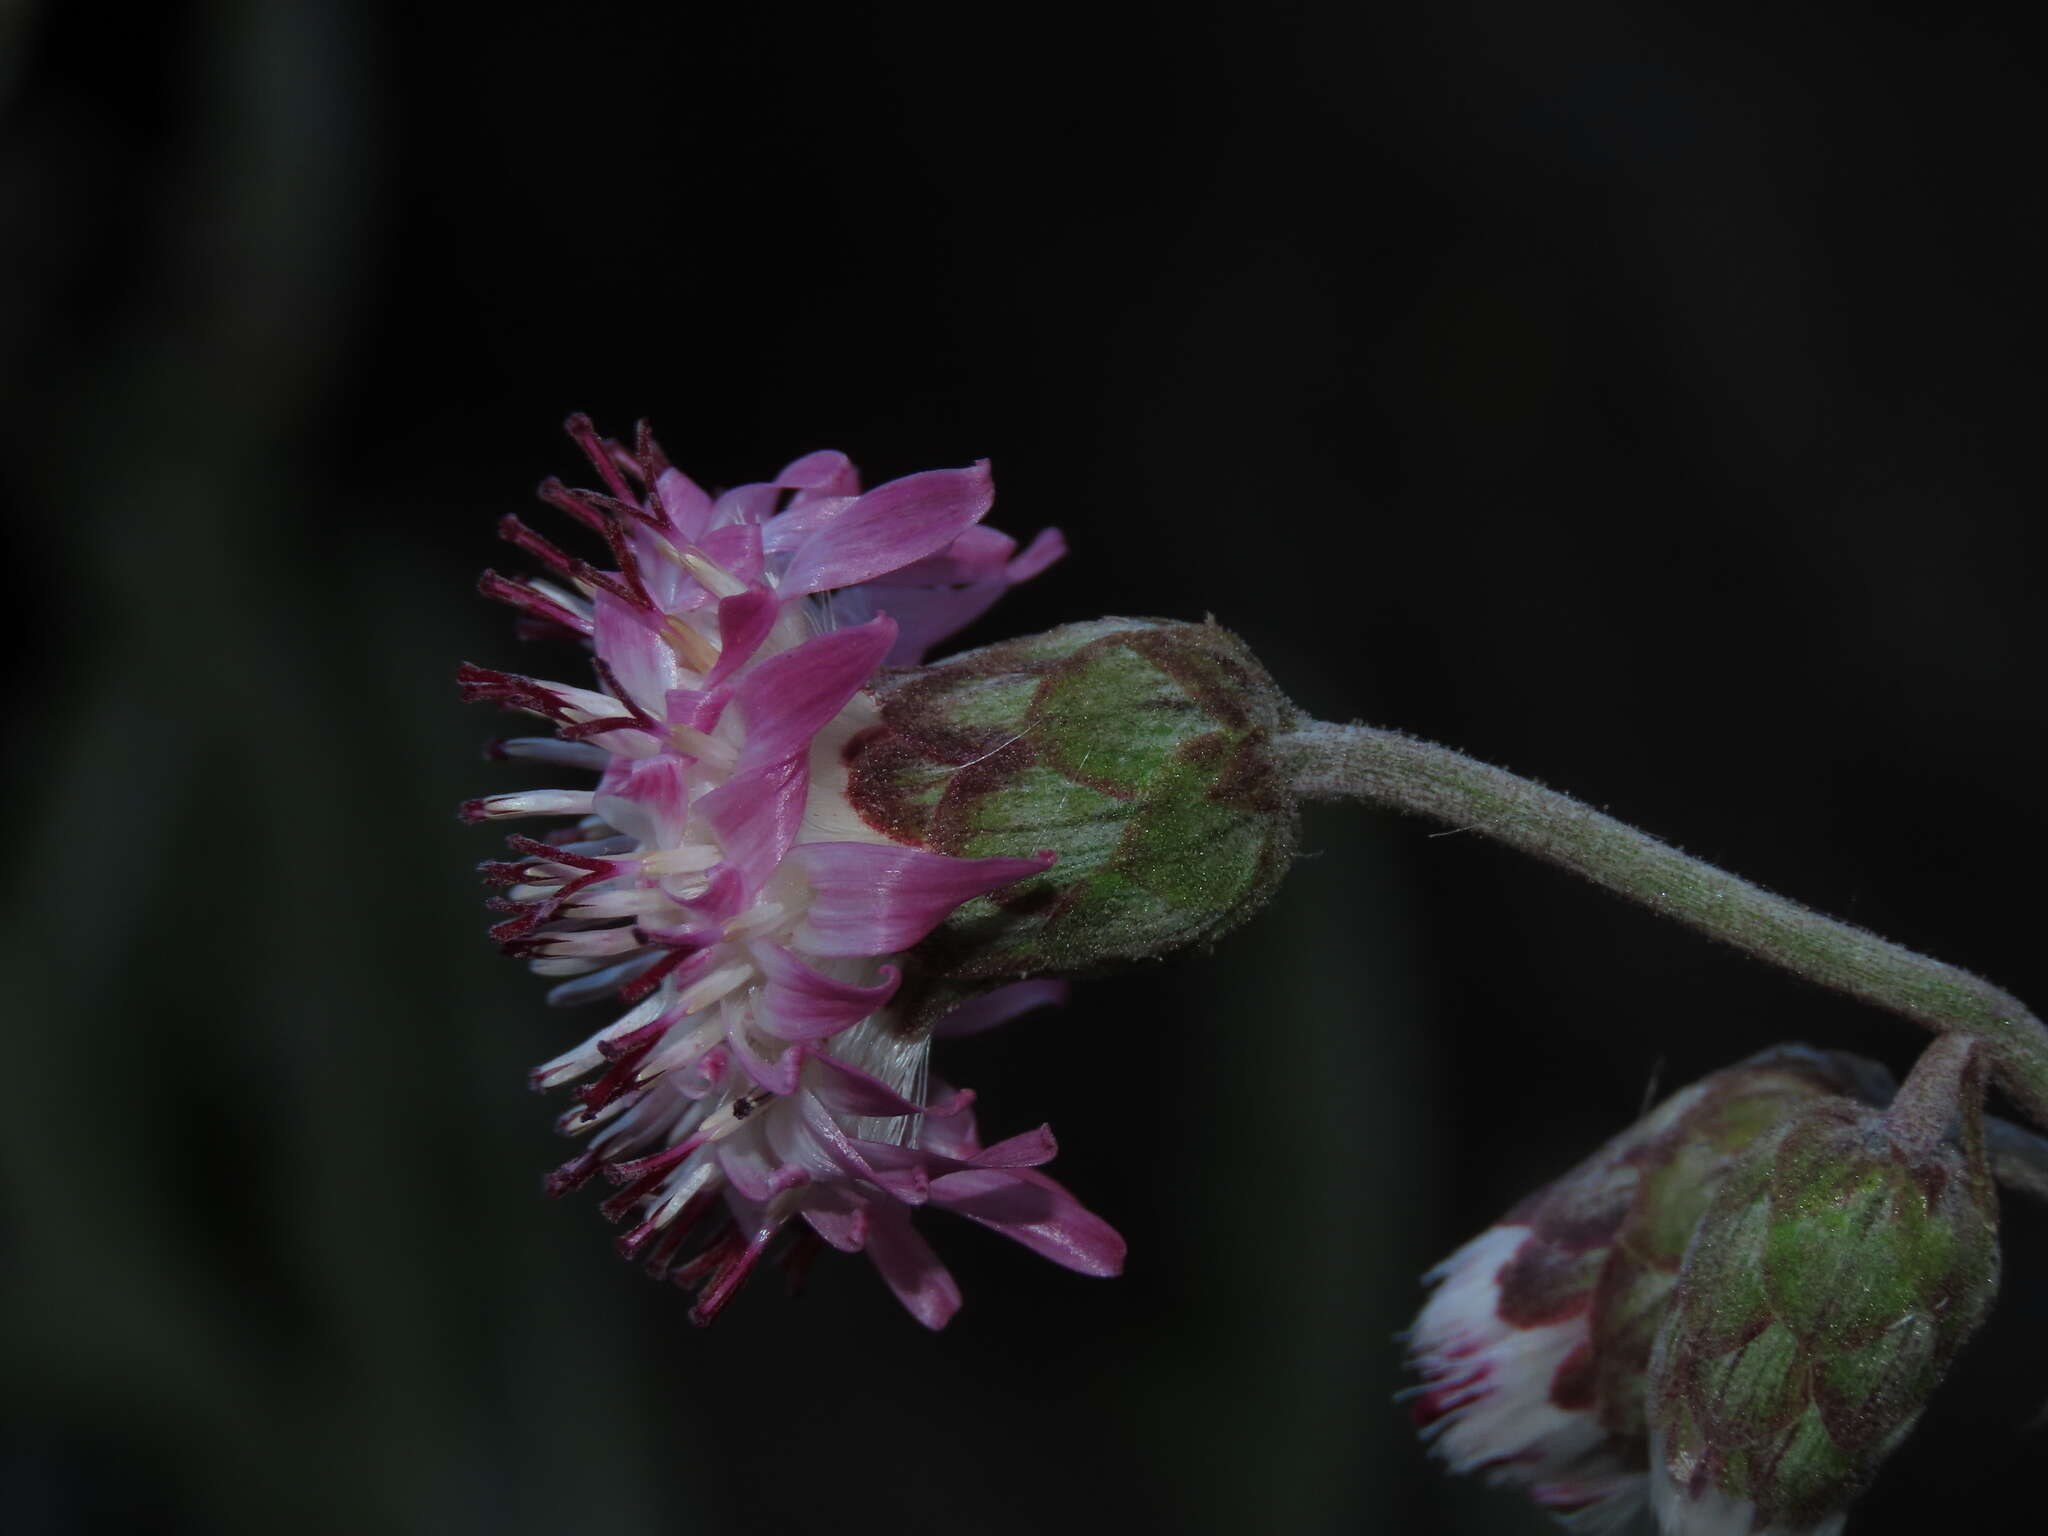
1280, 720, 2048, 1132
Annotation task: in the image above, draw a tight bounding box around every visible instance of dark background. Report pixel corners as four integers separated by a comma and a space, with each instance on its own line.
3, 2, 2044, 1532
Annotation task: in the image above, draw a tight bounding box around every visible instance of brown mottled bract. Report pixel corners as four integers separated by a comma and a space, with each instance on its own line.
1485, 1048, 1895, 1441
843, 618, 1300, 1011
1646, 1044, 1999, 1531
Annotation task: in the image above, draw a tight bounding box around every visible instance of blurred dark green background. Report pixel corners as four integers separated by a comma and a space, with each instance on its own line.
4, 2, 2044, 1532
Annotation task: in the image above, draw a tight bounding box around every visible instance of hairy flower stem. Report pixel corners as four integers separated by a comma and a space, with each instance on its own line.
1281, 720, 2048, 1132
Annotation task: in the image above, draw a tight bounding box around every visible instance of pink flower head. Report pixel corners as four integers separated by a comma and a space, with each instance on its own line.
459, 417, 1119, 1326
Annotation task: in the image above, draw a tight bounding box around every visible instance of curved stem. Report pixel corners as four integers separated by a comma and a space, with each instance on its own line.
1280, 720, 2048, 1131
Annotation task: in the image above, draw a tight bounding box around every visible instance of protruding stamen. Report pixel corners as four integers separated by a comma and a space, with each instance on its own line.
589, 656, 664, 733
558, 714, 655, 744
530, 992, 672, 1090
543, 1150, 603, 1198
634, 421, 675, 525
686, 1230, 770, 1326
556, 1090, 637, 1135
606, 1138, 705, 1185
506, 834, 619, 873
456, 663, 570, 721
562, 888, 681, 920
514, 924, 646, 960
565, 412, 638, 506
599, 1166, 673, 1224
460, 789, 597, 822
497, 511, 586, 576
500, 513, 643, 610
618, 944, 708, 1005
579, 1037, 663, 1115
536, 474, 647, 535
596, 1011, 680, 1064
478, 570, 596, 636
457, 664, 627, 731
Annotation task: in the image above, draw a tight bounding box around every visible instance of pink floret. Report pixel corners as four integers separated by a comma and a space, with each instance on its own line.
461, 417, 1112, 1325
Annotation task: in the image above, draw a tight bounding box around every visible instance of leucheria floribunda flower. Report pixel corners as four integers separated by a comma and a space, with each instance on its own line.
461, 417, 1123, 1326
459, 416, 2043, 1531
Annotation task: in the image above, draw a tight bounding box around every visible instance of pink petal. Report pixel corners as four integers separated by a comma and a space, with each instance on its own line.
928, 1167, 1126, 1276
729, 617, 895, 768
787, 842, 1053, 957
809, 1051, 967, 1120
779, 462, 996, 596
967, 1125, 1059, 1168
1006, 525, 1067, 583
704, 589, 782, 687
801, 1198, 869, 1253
682, 863, 747, 924
697, 758, 807, 895
933, 979, 1070, 1037
752, 944, 901, 1042
761, 494, 859, 555
762, 1093, 857, 1184
718, 1138, 806, 1202
870, 581, 1015, 665
663, 685, 730, 734
863, 1205, 963, 1329
786, 1097, 933, 1212
698, 522, 765, 586
593, 756, 692, 848
775, 449, 861, 502
709, 482, 778, 530
592, 591, 682, 717
728, 1020, 805, 1095
795, 1092, 927, 1201
688, 1231, 773, 1325
630, 523, 694, 611
656, 466, 714, 541
835, 526, 1069, 663
911, 1093, 984, 1162
886, 524, 1018, 586
862, 1120, 1055, 1177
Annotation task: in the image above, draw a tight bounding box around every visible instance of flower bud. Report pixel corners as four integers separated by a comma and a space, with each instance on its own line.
1408, 1046, 1895, 1528
1647, 1036, 1998, 1536
842, 617, 1299, 985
